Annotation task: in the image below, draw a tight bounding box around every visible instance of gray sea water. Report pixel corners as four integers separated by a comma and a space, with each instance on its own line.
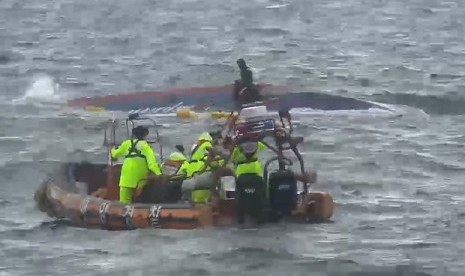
1, 0, 465, 275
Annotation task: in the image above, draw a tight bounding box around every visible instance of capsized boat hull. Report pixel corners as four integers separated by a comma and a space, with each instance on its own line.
68, 84, 389, 115
34, 162, 335, 230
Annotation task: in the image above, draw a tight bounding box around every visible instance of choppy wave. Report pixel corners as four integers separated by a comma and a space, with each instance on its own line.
2, 0, 465, 274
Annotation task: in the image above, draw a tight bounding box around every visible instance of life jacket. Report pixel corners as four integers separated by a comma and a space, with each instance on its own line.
192, 141, 227, 172
235, 141, 259, 164
124, 139, 146, 160
232, 141, 263, 177
190, 140, 209, 162
189, 148, 205, 178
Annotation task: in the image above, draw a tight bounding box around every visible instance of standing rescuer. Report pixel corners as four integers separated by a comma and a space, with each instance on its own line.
111, 125, 164, 204
230, 138, 267, 224
233, 58, 262, 106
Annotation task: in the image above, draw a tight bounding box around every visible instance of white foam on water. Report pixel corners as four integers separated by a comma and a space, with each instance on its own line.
266, 3, 290, 9
12, 74, 62, 104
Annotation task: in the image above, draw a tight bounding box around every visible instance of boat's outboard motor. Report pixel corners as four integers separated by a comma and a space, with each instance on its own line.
235, 172, 267, 224
264, 157, 298, 221
268, 170, 298, 218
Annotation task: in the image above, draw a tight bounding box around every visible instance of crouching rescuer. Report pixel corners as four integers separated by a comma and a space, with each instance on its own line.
111, 125, 166, 204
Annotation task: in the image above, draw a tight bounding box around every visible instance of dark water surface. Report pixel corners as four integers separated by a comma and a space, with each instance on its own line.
1, 0, 465, 275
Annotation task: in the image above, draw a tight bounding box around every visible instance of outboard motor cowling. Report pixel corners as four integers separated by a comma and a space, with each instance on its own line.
236, 173, 267, 224
268, 169, 298, 218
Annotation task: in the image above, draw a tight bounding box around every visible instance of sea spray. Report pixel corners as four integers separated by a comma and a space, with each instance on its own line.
12, 74, 62, 104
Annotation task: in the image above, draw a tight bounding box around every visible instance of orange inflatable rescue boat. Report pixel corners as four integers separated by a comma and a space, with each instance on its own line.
34, 110, 335, 230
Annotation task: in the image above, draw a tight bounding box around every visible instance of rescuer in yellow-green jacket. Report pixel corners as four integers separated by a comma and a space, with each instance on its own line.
189, 132, 213, 174
229, 139, 267, 224
230, 140, 266, 178
111, 126, 163, 204
187, 132, 213, 204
